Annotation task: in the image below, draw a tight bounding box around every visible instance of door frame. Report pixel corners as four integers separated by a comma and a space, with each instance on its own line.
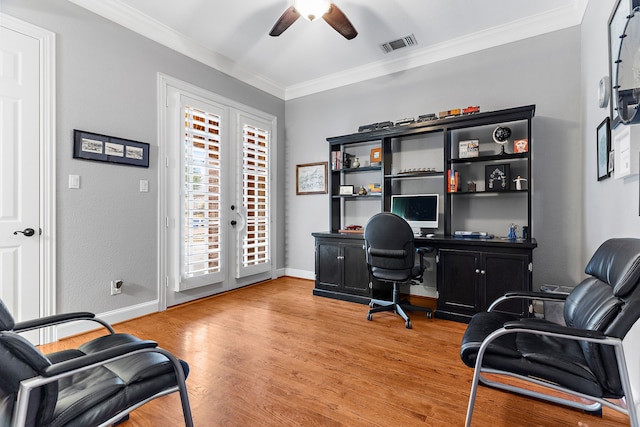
1, 14, 57, 342
156, 73, 277, 310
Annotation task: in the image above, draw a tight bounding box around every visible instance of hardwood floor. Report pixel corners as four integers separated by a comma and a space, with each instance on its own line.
39, 277, 628, 426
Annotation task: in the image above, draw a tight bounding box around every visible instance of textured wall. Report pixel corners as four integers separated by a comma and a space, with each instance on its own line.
3, 0, 285, 314
285, 28, 584, 289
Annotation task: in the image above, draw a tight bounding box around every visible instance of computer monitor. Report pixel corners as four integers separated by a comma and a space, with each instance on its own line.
390, 194, 439, 234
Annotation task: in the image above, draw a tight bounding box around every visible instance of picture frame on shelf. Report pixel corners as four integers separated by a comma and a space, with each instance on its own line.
73, 129, 149, 168
597, 117, 611, 180
339, 185, 354, 195
485, 164, 510, 191
369, 147, 382, 163
296, 162, 328, 195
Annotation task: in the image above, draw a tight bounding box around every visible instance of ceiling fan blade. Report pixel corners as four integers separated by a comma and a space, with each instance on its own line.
322, 3, 357, 40
269, 6, 301, 37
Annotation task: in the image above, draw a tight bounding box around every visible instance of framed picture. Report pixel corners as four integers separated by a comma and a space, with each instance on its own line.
339, 185, 354, 195
597, 117, 611, 180
73, 130, 149, 168
485, 164, 510, 191
296, 162, 327, 195
370, 147, 382, 163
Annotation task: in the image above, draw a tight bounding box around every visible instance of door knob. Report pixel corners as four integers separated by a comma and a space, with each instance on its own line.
14, 228, 36, 237
230, 220, 237, 226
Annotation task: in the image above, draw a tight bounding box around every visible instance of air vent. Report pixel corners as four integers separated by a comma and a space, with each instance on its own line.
380, 34, 418, 54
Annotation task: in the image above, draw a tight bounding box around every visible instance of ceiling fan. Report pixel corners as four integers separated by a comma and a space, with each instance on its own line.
269, 0, 358, 40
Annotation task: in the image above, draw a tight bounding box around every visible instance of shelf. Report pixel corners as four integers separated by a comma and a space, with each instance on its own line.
450, 152, 528, 164
331, 194, 382, 199
448, 190, 528, 195
386, 171, 444, 179
332, 166, 381, 173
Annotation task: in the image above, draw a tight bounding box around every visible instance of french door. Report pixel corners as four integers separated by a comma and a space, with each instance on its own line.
162, 79, 275, 303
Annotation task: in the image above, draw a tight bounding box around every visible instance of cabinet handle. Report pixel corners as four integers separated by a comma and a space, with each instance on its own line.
337, 255, 344, 260
475, 269, 480, 274
480, 270, 486, 275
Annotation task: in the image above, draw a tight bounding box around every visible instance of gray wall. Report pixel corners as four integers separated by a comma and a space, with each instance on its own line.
3, 0, 285, 314
581, 1, 640, 261
285, 27, 585, 289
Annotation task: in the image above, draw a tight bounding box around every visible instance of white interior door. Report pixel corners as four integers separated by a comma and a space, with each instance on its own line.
0, 26, 41, 339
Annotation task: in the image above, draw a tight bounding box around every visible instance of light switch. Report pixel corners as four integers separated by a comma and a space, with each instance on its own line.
139, 180, 149, 193
69, 174, 80, 189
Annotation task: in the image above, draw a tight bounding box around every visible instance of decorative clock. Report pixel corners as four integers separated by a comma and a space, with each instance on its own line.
608, 0, 640, 125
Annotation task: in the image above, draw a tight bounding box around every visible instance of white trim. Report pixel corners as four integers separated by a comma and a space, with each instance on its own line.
67, 0, 285, 99
285, 1, 589, 99
55, 300, 159, 339
0, 14, 57, 344
284, 268, 315, 281
68, 0, 587, 101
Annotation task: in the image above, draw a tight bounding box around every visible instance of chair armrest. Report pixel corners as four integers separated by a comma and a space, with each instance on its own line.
504, 319, 607, 340
487, 291, 567, 312
14, 312, 115, 334
43, 340, 158, 377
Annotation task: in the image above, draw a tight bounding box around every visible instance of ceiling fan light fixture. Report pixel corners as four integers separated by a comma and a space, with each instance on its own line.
294, 0, 330, 21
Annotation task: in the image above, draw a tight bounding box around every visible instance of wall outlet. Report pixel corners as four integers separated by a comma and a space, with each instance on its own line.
111, 280, 123, 295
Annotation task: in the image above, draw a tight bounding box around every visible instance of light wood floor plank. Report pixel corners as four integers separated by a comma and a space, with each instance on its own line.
39, 277, 628, 426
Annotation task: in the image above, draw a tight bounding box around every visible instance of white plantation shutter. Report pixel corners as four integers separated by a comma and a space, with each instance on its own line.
182, 105, 224, 286
237, 119, 271, 277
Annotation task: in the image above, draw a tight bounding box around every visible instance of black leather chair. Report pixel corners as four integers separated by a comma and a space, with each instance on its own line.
460, 238, 640, 426
0, 299, 194, 426
364, 212, 433, 329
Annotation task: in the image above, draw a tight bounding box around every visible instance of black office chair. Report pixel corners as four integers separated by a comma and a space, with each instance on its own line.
460, 238, 640, 426
0, 298, 194, 426
364, 212, 433, 329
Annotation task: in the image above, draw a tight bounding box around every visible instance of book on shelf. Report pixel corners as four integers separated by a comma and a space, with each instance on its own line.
331, 151, 341, 170
447, 169, 459, 192
458, 139, 479, 158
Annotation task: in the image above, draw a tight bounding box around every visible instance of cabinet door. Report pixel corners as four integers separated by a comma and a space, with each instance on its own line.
483, 252, 530, 315
316, 241, 341, 290
437, 249, 480, 314
342, 243, 370, 296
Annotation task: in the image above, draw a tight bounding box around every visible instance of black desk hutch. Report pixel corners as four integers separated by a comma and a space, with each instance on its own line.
312, 105, 537, 322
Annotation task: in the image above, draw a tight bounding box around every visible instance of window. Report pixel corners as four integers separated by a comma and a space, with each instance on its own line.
183, 106, 223, 280
241, 124, 270, 269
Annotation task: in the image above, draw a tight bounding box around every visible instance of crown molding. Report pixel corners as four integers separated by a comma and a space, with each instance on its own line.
67, 0, 286, 99
68, 0, 587, 101
284, 0, 588, 99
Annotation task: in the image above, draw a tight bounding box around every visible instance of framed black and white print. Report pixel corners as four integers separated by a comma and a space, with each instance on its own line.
597, 117, 611, 180
73, 130, 150, 168
296, 162, 328, 195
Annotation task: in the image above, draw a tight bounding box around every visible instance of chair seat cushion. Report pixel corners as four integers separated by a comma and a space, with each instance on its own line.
42, 333, 188, 426
461, 313, 609, 397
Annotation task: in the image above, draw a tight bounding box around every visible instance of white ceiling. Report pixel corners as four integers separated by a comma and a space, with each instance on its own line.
69, 0, 587, 100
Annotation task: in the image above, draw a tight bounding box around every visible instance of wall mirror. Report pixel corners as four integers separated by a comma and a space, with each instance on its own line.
609, 0, 640, 125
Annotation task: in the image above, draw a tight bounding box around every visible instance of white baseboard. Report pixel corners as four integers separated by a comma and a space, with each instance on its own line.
284, 268, 314, 280
55, 300, 159, 340
274, 267, 286, 277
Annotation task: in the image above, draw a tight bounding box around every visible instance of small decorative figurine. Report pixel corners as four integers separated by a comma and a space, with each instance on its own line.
358, 186, 367, 196
513, 175, 527, 190
352, 157, 360, 168
508, 224, 518, 240
467, 181, 477, 192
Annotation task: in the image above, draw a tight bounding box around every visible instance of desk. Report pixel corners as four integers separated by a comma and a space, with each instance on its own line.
312, 232, 537, 322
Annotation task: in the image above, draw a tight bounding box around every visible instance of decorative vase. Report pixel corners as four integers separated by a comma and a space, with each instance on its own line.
352, 157, 360, 168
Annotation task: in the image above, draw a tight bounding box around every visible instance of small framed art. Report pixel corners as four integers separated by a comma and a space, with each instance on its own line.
73, 130, 149, 168
296, 162, 328, 195
597, 117, 611, 181
339, 185, 354, 195
485, 164, 510, 191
